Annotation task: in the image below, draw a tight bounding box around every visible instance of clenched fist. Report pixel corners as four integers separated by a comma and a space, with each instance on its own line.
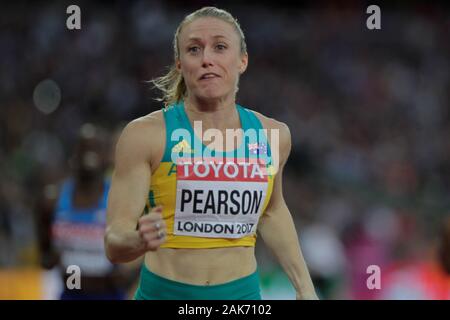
137, 206, 167, 251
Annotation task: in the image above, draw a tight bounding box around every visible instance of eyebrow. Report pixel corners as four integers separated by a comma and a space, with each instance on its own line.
187, 35, 229, 41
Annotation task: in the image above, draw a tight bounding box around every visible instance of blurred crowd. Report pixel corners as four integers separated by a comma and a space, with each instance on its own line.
1, 1, 449, 299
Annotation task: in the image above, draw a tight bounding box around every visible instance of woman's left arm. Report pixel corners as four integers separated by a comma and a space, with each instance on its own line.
257, 121, 318, 300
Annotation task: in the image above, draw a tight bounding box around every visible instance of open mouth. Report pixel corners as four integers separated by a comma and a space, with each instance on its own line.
199, 73, 220, 80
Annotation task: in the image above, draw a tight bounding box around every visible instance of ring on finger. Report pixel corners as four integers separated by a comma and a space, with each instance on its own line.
157, 230, 165, 239
155, 222, 161, 230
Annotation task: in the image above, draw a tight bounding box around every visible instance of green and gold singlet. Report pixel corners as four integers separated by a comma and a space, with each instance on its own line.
145, 101, 276, 249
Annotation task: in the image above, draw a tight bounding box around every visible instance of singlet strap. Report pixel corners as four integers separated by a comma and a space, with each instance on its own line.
161, 103, 188, 162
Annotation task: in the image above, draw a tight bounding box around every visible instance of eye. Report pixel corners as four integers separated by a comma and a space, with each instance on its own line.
188, 46, 200, 53
216, 43, 227, 51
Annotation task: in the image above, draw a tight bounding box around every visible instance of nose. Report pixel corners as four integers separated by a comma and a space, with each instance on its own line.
201, 48, 214, 68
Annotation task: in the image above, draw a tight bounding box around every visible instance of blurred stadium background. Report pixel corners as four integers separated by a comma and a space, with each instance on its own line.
1, 0, 449, 299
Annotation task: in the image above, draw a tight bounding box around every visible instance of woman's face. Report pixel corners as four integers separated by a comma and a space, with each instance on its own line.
176, 17, 248, 102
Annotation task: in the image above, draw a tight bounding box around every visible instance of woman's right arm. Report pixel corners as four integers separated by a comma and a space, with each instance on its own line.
105, 118, 166, 264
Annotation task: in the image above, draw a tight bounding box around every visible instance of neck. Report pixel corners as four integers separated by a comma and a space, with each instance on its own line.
185, 93, 235, 113
72, 176, 104, 209
75, 175, 103, 193
184, 94, 239, 130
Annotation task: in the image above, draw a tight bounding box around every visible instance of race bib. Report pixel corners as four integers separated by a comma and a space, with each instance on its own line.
174, 157, 269, 238
52, 220, 113, 276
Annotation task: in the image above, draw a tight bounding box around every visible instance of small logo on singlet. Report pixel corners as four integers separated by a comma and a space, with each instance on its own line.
248, 142, 267, 155
172, 139, 194, 154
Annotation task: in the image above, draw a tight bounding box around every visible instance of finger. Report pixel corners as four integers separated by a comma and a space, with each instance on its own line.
139, 220, 166, 233
140, 206, 164, 226
141, 231, 157, 242
138, 215, 165, 229
139, 209, 163, 222
156, 229, 166, 239
141, 228, 166, 242
149, 206, 163, 215
144, 231, 167, 251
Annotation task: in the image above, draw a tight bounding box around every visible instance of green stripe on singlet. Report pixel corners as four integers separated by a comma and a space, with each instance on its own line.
148, 190, 156, 207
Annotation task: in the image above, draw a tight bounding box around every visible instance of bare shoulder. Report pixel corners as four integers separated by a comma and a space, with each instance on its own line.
252, 110, 292, 161
115, 110, 165, 165
124, 109, 164, 134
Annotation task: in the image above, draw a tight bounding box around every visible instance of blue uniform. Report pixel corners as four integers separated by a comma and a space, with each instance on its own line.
52, 178, 125, 300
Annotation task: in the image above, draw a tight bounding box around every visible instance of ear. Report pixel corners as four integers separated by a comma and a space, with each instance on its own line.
176, 58, 182, 72
239, 52, 248, 74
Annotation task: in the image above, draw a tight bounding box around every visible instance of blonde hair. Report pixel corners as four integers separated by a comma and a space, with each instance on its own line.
151, 7, 247, 106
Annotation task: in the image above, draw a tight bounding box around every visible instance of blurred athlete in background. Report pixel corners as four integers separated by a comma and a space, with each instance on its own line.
37, 123, 140, 300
